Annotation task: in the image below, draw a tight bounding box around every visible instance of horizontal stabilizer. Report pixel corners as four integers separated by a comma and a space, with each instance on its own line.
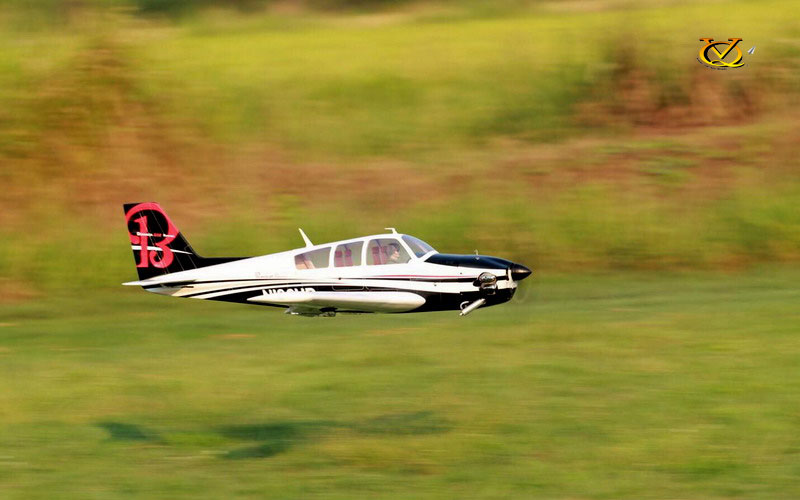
247, 291, 425, 313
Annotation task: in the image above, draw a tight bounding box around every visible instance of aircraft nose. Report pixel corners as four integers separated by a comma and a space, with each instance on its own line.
510, 263, 532, 281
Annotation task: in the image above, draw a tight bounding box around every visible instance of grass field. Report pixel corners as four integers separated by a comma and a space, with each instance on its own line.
128, 0, 799, 157
2, 269, 799, 498
1, 0, 800, 282
1, 1, 799, 497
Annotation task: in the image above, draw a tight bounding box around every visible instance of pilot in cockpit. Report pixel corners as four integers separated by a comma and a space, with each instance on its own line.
386, 243, 403, 264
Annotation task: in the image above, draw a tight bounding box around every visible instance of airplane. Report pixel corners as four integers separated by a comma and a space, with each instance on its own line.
123, 202, 532, 317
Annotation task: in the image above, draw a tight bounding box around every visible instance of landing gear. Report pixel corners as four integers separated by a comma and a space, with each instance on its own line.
459, 298, 486, 316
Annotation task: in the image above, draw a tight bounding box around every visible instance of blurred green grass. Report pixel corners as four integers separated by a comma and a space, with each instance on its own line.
2, 269, 800, 498
1, 3, 799, 498
0, 1, 798, 290
0, 1, 800, 288
0, 174, 798, 295
126, 0, 799, 156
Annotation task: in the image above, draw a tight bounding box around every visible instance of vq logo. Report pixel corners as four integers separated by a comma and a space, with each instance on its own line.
125, 202, 177, 268
697, 38, 745, 69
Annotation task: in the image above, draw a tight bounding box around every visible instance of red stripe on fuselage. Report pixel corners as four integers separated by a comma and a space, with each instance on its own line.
372, 275, 464, 279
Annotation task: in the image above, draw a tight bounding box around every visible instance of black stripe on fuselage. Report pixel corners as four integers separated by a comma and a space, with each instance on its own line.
147, 276, 497, 286
144, 275, 506, 288
177, 282, 460, 299
194, 287, 516, 313
145, 275, 508, 297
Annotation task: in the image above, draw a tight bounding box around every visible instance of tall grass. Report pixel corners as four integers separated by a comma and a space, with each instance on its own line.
127, 0, 799, 157
1, 0, 799, 292
1, 170, 797, 294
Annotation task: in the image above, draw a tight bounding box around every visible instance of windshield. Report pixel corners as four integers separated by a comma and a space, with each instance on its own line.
402, 235, 436, 257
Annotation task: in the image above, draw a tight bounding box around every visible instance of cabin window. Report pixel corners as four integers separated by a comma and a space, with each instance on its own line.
334, 242, 363, 267
402, 235, 436, 257
295, 247, 331, 270
366, 239, 411, 265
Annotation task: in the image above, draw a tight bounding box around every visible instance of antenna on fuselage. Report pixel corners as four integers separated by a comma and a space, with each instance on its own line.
385, 227, 398, 234
298, 228, 313, 247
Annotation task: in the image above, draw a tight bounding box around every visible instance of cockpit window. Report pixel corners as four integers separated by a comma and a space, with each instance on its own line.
402, 235, 436, 257
367, 239, 411, 265
295, 247, 330, 270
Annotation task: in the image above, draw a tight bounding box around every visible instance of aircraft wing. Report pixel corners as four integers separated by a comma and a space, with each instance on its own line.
247, 290, 425, 313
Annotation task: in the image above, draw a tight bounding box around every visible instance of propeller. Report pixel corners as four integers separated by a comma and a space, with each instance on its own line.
513, 268, 535, 307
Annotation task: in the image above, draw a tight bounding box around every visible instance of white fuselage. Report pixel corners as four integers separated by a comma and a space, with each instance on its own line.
129, 233, 522, 315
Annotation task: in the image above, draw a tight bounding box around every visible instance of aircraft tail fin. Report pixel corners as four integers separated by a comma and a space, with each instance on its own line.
123, 202, 242, 281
